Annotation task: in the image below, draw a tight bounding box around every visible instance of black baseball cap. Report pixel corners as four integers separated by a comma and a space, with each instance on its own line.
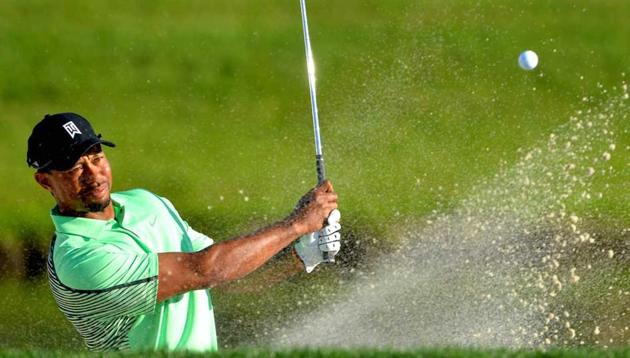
27, 112, 115, 171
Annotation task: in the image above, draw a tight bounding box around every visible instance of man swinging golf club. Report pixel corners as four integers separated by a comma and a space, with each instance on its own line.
27, 112, 341, 352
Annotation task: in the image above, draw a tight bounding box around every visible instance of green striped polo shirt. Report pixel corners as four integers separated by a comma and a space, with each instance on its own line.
47, 189, 218, 352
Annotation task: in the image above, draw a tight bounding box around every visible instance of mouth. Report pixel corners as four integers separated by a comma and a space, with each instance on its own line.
81, 182, 109, 198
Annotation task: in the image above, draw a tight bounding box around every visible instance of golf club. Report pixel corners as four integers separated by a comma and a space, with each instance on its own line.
300, 0, 325, 184
299, 0, 338, 262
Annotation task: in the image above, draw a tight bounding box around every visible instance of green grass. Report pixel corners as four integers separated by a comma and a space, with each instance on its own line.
1, 347, 630, 358
0, 0, 629, 247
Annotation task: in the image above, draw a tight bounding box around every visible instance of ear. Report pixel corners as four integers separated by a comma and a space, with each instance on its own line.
34, 172, 53, 191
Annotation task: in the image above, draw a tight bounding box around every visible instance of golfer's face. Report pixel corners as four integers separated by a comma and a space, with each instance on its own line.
46, 147, 113, 213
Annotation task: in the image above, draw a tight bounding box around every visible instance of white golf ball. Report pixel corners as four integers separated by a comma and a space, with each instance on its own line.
518, 50, 539, 71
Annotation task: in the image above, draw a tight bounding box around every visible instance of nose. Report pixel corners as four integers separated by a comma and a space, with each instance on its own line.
80, 161, 101, 182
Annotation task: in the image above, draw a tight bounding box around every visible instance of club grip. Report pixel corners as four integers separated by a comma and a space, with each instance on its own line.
322, 209, 340, 263
323, 252, 332, 262
316, 154, 326, 184
316, 155, 329, 261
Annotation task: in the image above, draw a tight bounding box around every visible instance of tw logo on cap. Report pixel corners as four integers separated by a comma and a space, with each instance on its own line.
62, 121, 82, 138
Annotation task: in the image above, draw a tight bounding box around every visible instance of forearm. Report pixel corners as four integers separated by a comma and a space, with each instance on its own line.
216, 247, 302, 293
196, 220, 301, 287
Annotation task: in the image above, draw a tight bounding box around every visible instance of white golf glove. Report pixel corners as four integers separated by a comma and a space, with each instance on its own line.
294, 209, 341, 273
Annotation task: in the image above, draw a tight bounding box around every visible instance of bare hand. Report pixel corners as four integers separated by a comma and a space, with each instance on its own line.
287, 180, 338, 236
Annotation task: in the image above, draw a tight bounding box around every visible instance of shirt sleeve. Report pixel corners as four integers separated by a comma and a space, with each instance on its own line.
54, 242, 158, 321
187, 225, 214, 252
157, 195, 214, 252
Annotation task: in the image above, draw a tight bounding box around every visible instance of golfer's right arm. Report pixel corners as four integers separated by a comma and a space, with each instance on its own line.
156, 181, 337, 302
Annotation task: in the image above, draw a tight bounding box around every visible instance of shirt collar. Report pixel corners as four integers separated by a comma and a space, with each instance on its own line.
50, 197, 125, 238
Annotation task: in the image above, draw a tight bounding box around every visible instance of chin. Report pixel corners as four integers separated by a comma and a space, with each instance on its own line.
86, 197, 112, 213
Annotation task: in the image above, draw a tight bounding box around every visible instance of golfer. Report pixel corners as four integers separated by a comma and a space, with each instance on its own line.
27, 112, 341, 352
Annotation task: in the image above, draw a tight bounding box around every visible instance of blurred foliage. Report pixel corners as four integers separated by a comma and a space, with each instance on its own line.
1, 0, 628, 247
0, 279, 83, 350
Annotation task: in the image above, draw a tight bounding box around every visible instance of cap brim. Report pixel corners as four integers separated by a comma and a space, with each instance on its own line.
82, 138, 116, 153
49, 138, 116, 171
99, 139, 115, 148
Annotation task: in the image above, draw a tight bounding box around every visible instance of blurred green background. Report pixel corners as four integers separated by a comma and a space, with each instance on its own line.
0, 0, 628, 351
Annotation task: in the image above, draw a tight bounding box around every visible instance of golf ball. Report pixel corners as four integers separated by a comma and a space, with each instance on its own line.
518, 50, 539, 71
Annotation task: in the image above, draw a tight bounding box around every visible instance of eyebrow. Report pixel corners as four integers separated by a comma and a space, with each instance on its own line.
85, 145, 103, 155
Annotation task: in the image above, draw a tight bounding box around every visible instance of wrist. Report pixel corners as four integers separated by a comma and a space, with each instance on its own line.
285, 217, 307, 238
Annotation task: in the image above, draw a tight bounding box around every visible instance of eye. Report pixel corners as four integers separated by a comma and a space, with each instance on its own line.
65, 165, 82, 175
